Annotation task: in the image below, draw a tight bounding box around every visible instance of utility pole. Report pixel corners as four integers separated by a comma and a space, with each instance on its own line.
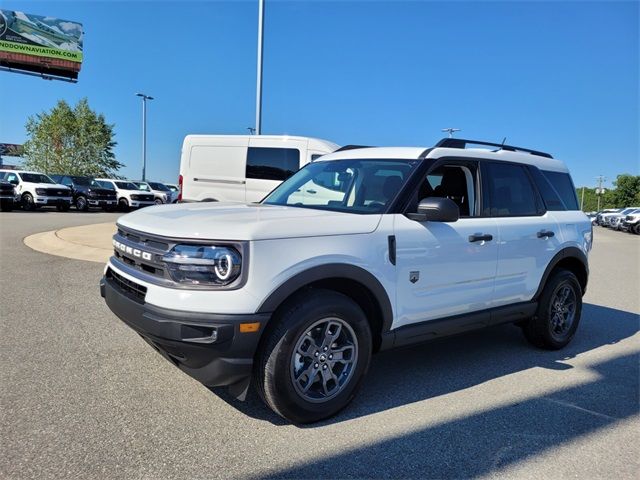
595, 175, 606, 212
136, 93, 154, 181
442, 128, 460, 138
580, 186, 585, 211
255, 0, 265, 135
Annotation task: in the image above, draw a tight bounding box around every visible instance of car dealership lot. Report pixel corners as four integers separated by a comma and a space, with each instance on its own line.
1, 212, 638, 479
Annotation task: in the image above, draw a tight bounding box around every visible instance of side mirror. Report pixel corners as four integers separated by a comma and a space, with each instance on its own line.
407, 197, 460, 222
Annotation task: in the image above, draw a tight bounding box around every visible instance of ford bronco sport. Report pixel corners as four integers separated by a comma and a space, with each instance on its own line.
100, 138, 592, 423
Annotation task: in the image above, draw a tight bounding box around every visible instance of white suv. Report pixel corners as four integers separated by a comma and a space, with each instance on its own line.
94, 178, 156, 211
0, 170, 72, 211
100, 138, 592, 423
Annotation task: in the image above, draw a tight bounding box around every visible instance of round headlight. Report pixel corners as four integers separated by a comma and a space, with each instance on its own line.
162, 245, 242, 286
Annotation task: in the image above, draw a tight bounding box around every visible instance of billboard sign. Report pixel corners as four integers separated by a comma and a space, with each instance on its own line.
0, 10, 83, 79
0, 143, 24, 157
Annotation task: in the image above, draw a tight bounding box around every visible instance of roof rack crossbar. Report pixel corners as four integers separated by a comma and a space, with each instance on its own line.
334, 145, 373, 152
434, 138, 553, 159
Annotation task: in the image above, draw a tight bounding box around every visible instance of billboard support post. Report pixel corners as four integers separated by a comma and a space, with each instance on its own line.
255, 0, 264, 135
136, 93, 153, 181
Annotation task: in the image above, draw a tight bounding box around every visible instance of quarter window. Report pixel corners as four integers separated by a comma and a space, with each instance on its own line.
485, 163, 539, 216
542, 171, 579, 211
246, 147, 300, 181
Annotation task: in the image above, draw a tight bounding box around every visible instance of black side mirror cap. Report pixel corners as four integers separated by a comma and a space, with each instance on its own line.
406, 197, 460, 222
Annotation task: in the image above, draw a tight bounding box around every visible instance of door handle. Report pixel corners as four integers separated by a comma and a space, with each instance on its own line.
537, 230, 555, 238
468, 233, 493, 243
306, 189, 317, 194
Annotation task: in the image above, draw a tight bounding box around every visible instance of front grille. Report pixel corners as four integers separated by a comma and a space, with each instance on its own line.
113, 226, 172, 280
45, 188, 70, 197
131, 194, 154, 202
107, 268, 147, 302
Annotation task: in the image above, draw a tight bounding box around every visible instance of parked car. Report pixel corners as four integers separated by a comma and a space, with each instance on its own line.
0, 179, 17, 211
101, 137, 591, 423
602, 207, 639, 228
595, 209, 620, 226
165, 183, 179, 194
50, 175, 118, 212
0, 169, 72, 211
94, 178, 155, 211
178, 135, 338, 203
621, 211, 640, 234
131, 181, 175, 204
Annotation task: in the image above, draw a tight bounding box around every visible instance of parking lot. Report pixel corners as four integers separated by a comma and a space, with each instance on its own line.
1, 211, 638, 479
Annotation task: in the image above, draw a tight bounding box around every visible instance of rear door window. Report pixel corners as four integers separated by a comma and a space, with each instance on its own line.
246, 147, 300, 181
484, 163, 540, 216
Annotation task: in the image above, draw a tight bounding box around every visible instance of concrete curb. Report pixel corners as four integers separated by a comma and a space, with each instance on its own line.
24, 222, 116, 264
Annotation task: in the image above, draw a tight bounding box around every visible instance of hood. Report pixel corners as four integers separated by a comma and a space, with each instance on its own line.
117, 202, 382, 241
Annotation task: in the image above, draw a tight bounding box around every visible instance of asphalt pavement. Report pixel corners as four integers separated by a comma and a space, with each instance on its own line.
1, 210, 638, 479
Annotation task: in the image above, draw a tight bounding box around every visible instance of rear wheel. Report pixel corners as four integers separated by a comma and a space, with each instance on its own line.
22, 193, 35, 211
254, 289, 372, 424
522, 269, 582, 350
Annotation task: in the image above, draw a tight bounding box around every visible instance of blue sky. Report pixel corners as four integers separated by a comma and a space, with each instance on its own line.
0, 0, 638, 187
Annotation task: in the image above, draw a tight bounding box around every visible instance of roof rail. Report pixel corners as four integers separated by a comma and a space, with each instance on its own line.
434, 138, 553, 159
334, 145, 373, 152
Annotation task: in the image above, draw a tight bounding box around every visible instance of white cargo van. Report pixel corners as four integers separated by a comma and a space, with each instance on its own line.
178, 135, 339, 203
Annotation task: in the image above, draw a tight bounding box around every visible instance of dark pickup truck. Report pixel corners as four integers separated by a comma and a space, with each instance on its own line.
51, 175, 117, 211
0, 180, 16, 211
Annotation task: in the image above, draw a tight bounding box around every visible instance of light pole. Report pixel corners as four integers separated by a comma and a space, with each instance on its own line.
255, 0, 265, 135
136, 93, 154, 181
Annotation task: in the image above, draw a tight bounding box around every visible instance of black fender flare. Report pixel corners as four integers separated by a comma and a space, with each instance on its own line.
534, 247, 589, 299
256, 263, 394, 333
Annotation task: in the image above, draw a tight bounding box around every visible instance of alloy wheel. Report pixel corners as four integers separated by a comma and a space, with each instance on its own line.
290, 317, 358, 403
549, 284, 577, 340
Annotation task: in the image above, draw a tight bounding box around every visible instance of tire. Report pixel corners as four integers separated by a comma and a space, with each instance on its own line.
118, 198, 129, 212
154, 198, 163, 205
22, 193, 35, 211
254, 289, 372, 424
56, 203, 70, 212
76, 195, 88, 211
0, 200, 13, 212
633, 224, 640, 235
522, 269, 582, 350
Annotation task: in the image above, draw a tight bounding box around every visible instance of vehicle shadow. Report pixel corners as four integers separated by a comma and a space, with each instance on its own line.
252, 351, 639, 478
211, 303, 639, 429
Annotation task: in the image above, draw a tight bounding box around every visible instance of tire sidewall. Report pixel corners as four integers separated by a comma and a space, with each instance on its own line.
22, 193, 35, 210
537, 270, 582, 348
263, 292, 372, 423
76, 195, 88, 211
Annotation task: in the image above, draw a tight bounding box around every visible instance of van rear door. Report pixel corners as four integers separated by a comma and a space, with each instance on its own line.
245, 137, 306, 203
183, 137, 248, 202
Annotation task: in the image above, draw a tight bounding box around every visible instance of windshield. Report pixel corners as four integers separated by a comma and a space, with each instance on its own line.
21, 173, 55, 184
166, 185, 178, 192
134, 182, 151, 191
148, 182, 170, 191
71, 176, 97, 186
115, 181, 138, 190
263, 159, 418, 214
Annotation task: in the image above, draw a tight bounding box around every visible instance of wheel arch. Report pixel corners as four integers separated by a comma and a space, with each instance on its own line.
534, 247, 589, 299
256, 264, 394, 352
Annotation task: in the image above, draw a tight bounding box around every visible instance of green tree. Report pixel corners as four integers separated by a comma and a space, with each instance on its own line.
611, 174, 640, 207
22, 98, 122, 177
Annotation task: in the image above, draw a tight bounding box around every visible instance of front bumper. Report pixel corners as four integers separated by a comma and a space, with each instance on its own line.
88, 198, 116, 206
100, 272, 269, 388
35, 196, 72, 205
129, 200, 155, 208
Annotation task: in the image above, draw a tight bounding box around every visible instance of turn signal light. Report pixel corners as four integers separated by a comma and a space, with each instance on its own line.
239, 322, 260, 333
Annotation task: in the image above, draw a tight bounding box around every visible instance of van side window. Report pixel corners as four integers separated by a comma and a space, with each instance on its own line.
541, 171, 579, 211
246, 147, 300, 181
485, 163, 539, 216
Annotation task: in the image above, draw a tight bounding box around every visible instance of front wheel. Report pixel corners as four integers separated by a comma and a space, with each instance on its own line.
254, 289, 372, 424
154, 198, 163, 205
22, 193, 35, 211
118, 198, 129, 212
522, 269, 582, 350
76, 195, 88, 211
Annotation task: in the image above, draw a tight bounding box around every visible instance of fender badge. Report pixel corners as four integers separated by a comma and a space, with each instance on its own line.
410, 271, 419, 284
